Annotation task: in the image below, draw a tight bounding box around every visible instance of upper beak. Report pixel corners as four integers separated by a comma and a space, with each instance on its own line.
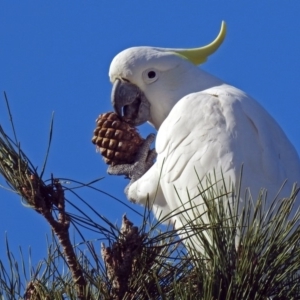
111, 78, 150, 126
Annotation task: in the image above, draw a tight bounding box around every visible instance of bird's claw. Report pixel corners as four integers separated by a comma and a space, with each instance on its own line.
107, 133, 156, 182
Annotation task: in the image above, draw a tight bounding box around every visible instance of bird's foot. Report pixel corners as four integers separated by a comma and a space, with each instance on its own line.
107, 133, 156, 182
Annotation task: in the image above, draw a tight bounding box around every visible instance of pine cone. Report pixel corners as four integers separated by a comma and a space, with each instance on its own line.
92, 112, 144, 165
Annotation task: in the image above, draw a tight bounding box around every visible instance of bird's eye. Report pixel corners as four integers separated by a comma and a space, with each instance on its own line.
142, 68, 159, 84
147, 71, 156, 79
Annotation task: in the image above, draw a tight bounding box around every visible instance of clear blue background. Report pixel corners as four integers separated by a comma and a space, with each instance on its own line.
1, 1, 300, 269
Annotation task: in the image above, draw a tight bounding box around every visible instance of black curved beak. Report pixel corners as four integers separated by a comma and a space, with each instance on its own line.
111, 79, 150, 126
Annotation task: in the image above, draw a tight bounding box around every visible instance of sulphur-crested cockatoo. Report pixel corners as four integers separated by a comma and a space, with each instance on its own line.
107, 22, 300, 250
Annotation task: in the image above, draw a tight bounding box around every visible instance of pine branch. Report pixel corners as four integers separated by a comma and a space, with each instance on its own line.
0, 95, 299, 299
0, 114, 88, 299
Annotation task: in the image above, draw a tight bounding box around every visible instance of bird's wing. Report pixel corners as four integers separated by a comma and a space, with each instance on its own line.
155, 85, 300, 215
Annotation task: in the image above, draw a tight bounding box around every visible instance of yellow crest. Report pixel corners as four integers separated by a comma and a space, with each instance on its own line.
174, 21, 226, 65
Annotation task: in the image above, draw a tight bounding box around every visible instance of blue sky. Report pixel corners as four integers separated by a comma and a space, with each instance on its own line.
1, 2, 300, 268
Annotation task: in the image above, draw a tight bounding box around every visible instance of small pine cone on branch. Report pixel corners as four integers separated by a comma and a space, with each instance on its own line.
92, 112, 144, 166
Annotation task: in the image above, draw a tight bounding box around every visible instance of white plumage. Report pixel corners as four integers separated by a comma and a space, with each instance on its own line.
108, 22, 300, 250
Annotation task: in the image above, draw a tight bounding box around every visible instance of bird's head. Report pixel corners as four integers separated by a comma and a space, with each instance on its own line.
109, 21, 226, 129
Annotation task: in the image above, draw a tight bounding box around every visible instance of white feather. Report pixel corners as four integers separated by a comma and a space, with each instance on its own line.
110, 46, 300, 251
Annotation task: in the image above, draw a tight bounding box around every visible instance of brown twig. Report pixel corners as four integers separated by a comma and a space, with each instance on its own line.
0, 124, 89, 299
28, 176, 88, 299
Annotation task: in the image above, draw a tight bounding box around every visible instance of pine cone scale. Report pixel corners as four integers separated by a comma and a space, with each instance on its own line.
92, 112, 144, 165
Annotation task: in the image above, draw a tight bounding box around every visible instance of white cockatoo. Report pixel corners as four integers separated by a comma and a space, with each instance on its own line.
107, 22, 300, 250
